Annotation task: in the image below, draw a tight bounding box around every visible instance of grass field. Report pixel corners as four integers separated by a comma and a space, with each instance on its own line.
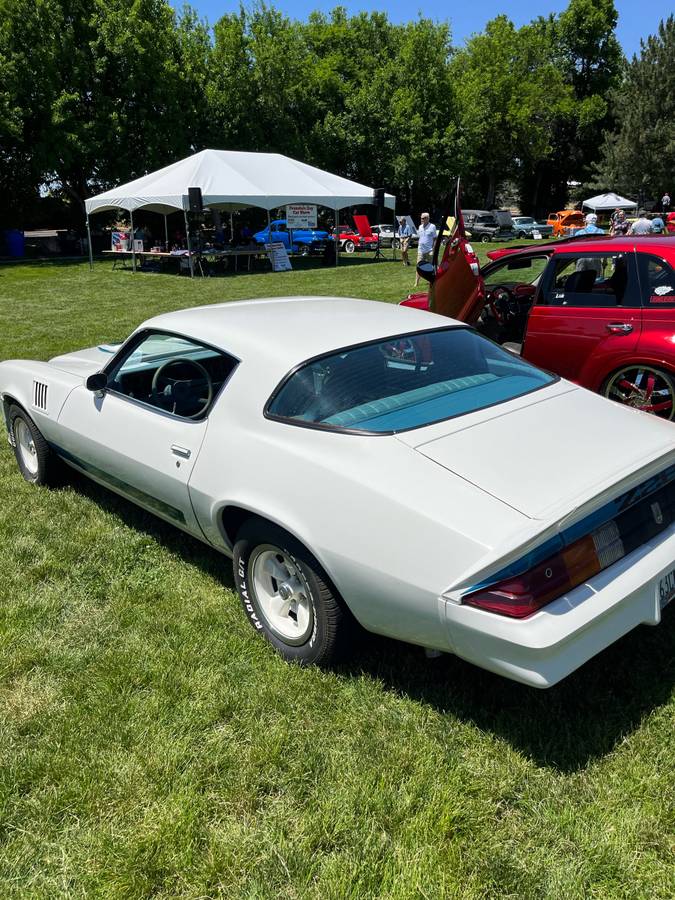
0, 256, 674, 898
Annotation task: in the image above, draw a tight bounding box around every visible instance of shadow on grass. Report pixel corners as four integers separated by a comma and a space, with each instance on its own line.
339, 614, 675, 772
59, 468, 675, 773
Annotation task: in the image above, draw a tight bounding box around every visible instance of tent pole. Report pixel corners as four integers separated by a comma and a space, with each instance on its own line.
335, 206, 339, 267
184, 208, 193, 277
130, 210, 136, 273
86, 214, 93, 270
229, 212, 233, 243
164, 214, 168, 249
392, 201, 397, 262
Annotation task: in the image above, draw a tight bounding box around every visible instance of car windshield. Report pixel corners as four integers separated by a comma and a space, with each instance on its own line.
516, 217, 535, 225
266, 328, 556, 434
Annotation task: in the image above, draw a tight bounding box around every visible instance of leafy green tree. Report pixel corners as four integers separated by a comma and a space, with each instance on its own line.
521, 0, 623, 214
451, 16, 573, 208
592, 15, 675, 203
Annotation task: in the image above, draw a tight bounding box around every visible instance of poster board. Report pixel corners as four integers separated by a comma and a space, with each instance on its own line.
265, 242, 293, 271
286, 204, 317, 228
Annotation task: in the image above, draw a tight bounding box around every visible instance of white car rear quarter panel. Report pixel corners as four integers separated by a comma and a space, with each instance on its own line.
189, 373, 530, 650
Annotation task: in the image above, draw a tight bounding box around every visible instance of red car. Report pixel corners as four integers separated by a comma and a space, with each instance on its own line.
332, 215, 379, 253
402, 188, 675, 418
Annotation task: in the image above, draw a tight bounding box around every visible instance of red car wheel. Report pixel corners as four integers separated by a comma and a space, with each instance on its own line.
602, 365, 675, 420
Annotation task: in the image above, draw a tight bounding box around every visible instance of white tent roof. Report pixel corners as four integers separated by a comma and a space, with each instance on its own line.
582, 192, 637, 212
85, 149, 395, 215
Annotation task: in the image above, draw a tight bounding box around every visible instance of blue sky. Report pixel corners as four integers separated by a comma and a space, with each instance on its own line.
171, 1, 663, 57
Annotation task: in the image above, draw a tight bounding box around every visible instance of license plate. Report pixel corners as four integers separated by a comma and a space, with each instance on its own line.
657, 568, 675, 609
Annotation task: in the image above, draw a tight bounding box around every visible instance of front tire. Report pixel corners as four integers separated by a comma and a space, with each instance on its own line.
8, 405, 58, 485
233, 519, 349, 665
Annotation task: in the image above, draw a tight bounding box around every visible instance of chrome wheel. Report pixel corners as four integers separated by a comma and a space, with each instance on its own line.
604, 366, 675, 419
250, 545, 314, 644
14, 418, 39, 475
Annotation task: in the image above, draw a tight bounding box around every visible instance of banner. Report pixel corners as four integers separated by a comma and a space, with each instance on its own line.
286, 204, 317, 228
265, 242, 293, 272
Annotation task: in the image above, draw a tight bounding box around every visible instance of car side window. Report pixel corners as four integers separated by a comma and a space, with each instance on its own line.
106, 331, 237, 419
541, 253, 639, 308
638, 254, 675, 307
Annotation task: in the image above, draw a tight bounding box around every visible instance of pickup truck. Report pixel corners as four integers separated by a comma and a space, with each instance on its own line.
253, 220, 329, 254
462, 209, 518, 243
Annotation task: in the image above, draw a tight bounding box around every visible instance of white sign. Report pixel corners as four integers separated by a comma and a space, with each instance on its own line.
265, 242, 293, 272
286, 204, 317, 228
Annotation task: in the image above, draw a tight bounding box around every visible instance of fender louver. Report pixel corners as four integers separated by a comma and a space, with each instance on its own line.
33, 380, 48, 411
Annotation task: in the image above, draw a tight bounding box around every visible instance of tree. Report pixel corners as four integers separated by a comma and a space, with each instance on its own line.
592, 15, 675, 202
521, 0, 623, 214
451, 16, 573, 208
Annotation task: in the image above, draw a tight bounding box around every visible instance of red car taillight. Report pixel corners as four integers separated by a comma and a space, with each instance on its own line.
464, 522, 624, 619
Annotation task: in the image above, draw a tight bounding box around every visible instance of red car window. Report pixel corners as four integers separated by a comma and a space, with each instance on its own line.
638, 254, 675, 307
540, 253, 640, 308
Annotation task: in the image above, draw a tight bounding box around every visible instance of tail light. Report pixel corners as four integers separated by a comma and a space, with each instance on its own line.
464, 521, 625, 619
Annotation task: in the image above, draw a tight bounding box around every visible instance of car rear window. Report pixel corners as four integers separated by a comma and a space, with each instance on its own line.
266, 328, 556, 434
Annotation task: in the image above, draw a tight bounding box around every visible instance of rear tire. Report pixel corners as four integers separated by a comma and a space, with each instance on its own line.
601, 366, 675, 420
343, 240, 355, 254
8, 405, 59, 485
233, 519, 350, 666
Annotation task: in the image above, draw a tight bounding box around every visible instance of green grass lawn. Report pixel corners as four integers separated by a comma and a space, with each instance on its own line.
0, 257, 674, 899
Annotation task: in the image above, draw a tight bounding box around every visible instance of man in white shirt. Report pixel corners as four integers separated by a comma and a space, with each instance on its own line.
629, 210, 652, 235
415, 212, 437, 286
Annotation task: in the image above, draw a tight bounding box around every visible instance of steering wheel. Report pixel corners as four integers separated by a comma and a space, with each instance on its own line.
487, 284, 518, 325
151, 358, 213, 418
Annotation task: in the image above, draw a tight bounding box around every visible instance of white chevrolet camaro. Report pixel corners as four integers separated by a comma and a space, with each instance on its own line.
2, 297, 674, 687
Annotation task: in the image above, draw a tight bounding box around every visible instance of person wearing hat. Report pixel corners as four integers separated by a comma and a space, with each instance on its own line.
629, 210, 652, 235
575, 213, 605, 236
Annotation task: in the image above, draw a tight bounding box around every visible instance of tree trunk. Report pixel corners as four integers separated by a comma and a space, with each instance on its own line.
486, 172, 496, 209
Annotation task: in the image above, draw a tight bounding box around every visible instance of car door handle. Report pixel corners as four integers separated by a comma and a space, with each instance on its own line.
606, 323, 633, 334
171, 444, 191, 459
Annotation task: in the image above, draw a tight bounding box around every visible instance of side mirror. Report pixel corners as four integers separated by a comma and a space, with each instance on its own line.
86, 371, 108, 393
416, 261, 436, 285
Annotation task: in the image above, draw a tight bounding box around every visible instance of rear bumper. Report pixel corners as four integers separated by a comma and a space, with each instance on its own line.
443, 523, 675, 687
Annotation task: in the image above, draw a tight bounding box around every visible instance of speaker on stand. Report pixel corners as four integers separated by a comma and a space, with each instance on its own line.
372, 187, 386, 261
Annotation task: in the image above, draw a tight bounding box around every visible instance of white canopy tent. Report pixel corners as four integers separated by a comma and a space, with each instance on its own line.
85, 149, 396, 271
582, 192, 637, 213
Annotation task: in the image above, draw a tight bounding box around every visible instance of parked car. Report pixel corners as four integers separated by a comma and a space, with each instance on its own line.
330, 225, 361, 253
547, 210, 585, 237
403, 186, 675, 419
462, 209, 518, 243
3, 297, 675, 687
330, 216, 380, 253
253, 219, 328, 255
512, 216, 554, 239
371, 223, 419, 249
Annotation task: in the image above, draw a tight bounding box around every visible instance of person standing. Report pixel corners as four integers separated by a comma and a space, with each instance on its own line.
610, 208, 628, 235
650, 213, 665, 234
414, 212, 437, 286
397, 216, 412, 266
629, 210, 652, 235
662, 192, 671, 214
575, 213, 605, 236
